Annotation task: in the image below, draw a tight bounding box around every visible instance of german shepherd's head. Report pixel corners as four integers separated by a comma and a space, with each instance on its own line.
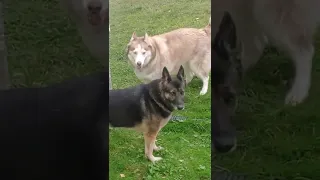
149, 66, 186, 112
212, 12, 243, 153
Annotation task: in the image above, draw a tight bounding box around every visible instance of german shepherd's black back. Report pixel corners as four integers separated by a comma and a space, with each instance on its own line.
109, 66, 186, 129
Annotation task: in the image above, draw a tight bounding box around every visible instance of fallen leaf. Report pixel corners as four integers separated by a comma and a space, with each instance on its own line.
120, 174, 125, 178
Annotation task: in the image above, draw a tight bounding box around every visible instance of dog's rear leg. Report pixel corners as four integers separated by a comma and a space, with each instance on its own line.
190, 61, 210, 95
193, 71, 209, 96
144, 132, 162, 162
284, 43, 314, 105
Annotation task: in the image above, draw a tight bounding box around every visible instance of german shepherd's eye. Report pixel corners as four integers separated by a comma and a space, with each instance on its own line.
180, 90, 184, 95
170, 90, 176, 96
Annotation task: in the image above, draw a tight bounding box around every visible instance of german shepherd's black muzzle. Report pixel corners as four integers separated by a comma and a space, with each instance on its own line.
212, 12, 242, 153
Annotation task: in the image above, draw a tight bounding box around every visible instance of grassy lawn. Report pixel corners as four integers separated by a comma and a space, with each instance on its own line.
109, 0, 211, 179
7, 0, 320, 179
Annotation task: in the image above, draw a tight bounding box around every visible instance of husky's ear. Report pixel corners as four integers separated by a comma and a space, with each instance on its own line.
144, 32, 152, 46
144, 32, 149, 40
130, 32, 137, 41
162, 67, 172, 83
213, 11, 237, 59
177, 65, 185, 82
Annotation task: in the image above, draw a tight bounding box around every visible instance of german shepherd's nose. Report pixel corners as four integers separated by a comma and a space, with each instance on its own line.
177, 105, 184, 110
213, 136, 237, 153
87, 1, 102, 13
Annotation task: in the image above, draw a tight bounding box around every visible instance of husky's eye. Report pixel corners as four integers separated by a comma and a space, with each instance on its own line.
170, 91, 176, 96
180, 90, 184, 95
142, 52, 146, 55
134, 51, 137, 54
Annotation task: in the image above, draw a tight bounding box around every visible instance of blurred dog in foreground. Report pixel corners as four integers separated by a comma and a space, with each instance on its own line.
0, 71, 109, 180
211, 12, 242, 153
212, 0, 320, 153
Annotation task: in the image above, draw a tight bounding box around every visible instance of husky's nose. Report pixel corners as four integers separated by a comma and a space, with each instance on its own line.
87, 1, 102, 13
137, 62, 142, 67
177, 106, 184, 110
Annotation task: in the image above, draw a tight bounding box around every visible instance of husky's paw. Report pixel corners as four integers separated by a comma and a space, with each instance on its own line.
149, 156, 162, 163
154, 146, 164, 151
285, 88, 308, 106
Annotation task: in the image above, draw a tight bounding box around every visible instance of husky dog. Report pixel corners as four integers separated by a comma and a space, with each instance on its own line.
212, 12, 242, 153
126, 18, 211, 95
211, 0, 320, 105
109, 66, 186, 162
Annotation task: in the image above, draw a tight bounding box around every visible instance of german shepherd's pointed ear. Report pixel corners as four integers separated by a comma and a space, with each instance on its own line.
130, 32, 137, 41
162, 67, 172, 83
177, 65, 185, 81
213, 12, 237, 59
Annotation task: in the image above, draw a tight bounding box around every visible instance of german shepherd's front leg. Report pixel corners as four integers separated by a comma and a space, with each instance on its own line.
153, 141, 163, 151
144, 131, 162, 162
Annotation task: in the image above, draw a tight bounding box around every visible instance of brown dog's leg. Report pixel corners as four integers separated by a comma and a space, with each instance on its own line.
153, 140, 163, 151
144, 131, 162, 162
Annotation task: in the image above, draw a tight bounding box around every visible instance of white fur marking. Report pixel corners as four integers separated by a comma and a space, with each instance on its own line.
285, 46, 314, 105
200, 76, 209, 95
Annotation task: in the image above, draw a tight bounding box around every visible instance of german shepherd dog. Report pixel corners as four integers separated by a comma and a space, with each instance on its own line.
109, 66, 186, 162
212, 12, 242, 153
0, 71, 109, 180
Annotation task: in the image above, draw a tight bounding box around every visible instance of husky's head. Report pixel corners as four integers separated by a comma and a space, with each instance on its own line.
154, 66, 186, 111
82, 0, 108, 26
127, 32, 155, 70
212, 12, 243, 153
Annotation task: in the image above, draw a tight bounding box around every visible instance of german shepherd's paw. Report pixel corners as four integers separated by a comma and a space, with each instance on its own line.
153, 146, 164, 151
149, 156, 162, 163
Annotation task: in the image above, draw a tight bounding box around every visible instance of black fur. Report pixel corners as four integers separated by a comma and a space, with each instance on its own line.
109, 66, 185, 128
212, 11, 240, 153
0, 71, 109, 180
109, 79, 173, 128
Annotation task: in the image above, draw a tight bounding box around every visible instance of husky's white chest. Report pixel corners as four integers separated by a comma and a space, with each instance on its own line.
134, 69, 160, 83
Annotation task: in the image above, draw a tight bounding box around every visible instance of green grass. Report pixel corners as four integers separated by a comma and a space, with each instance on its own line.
7, 0, 320, 179
109, 0, 211, 179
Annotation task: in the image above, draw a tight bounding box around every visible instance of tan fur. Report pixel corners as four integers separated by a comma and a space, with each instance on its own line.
131, 114, 171, 162
127, 18, 211, 95
211, 0, 320, 105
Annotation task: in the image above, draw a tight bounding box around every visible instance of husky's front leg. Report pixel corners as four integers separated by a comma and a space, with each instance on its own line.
144, 132, 162, 162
